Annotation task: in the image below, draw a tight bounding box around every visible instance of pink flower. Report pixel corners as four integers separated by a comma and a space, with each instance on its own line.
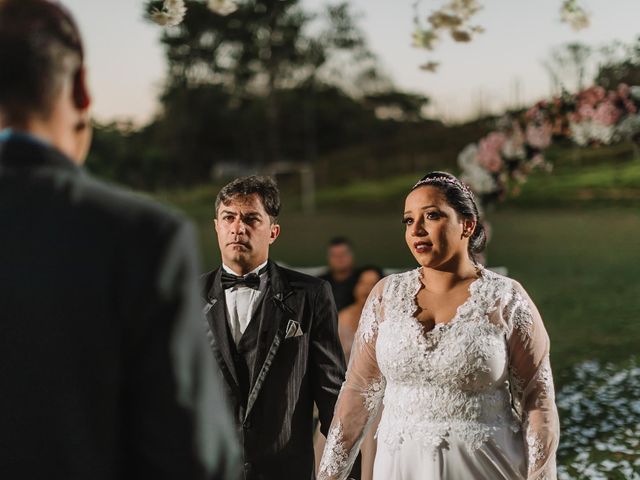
477, 132, 506, 172
578, 86, 606, 107
525, 122, 552, 149
593, 101, 621, 126
578, 104, 597, 120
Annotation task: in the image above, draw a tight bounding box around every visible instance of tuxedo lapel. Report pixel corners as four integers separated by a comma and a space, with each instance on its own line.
245, 261, 294, 419
204, 269, 240, 393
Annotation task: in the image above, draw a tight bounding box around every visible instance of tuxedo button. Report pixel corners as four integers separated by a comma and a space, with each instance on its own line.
244, 462, 252, 471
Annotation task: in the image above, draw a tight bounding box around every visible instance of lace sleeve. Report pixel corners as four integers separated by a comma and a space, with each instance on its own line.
505, 281, 559, 480
318, 279, 387, 480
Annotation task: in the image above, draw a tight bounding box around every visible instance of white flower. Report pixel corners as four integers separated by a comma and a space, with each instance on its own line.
502, 137, 526, 160
458, 143, 479, 170
569, 121, 590, 146
150, 0, 187, 27
208, 0, 238, 16
569, 120, 616, 146
458, 143, 497, 194
630, 86, 640, 101
560, 0, 590, 31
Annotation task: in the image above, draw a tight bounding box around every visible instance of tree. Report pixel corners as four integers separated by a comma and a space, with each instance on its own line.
596, 37, 640, 89
144, 0, 411, 181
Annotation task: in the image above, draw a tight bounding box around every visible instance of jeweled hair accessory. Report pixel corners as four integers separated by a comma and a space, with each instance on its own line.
412, 175, 475, 198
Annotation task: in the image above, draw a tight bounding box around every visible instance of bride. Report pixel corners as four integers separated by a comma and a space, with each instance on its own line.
318, 172, 559, 479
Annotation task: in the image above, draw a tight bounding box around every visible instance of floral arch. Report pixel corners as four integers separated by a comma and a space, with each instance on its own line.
457, 84, 640, 206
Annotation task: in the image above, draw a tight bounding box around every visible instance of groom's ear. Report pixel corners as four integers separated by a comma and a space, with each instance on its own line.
269, 223, 280, 244
71, 67, 91, 111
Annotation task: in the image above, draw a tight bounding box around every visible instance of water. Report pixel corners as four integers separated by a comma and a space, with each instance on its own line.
557, 357, 640, 479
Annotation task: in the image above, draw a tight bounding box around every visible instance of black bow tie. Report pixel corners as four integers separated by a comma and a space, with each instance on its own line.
221, 267, 266, 290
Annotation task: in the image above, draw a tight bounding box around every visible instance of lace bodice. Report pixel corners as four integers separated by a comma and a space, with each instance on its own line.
318, 267, 559, 480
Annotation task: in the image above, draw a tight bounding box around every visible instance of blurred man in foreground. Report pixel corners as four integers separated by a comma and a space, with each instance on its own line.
0, 1, 238, 478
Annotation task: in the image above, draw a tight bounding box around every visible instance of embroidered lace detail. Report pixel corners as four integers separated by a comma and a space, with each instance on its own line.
533, 357, 555, 405
378, 384, 515, 451
318, 421, 348, 479
504, 287, 534, 341
527, 431, 546, 474
373, 268, 520, 453
509, 366, 526, 418
362, 378, 385, 413
357, 294, 381, 344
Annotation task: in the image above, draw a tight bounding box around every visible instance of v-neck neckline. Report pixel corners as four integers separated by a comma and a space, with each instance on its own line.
409, 266, 484, 337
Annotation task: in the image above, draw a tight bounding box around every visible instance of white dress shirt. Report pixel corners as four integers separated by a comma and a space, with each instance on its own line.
222, 261, 268, 344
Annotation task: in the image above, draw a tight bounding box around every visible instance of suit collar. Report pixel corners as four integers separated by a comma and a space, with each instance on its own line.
267, 260, 292, 301
203, 268, 241, 393
0, 131, 81, 174
204, 260, 297, 419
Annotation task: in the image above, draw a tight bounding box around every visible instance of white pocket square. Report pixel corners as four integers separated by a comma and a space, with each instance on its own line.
284, 319, 303, 339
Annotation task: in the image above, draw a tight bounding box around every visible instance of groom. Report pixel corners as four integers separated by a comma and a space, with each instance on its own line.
202, 176, 357, 480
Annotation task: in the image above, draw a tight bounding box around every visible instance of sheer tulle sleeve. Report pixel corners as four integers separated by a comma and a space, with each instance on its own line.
505, 281, 560, 480
318, 279, 387, 480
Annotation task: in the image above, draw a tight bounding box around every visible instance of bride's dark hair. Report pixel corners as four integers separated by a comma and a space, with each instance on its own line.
411, 171, 487, 261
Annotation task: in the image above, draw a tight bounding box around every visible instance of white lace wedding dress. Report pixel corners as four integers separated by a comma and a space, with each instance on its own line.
318, 266, 559, 480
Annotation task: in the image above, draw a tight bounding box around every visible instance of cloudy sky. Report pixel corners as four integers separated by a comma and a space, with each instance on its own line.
63, 0, 640, 125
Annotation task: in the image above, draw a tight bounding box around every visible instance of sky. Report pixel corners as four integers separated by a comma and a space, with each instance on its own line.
63, 0, 640, 125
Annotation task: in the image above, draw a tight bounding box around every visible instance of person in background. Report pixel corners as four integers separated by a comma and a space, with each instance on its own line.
319, 237, 359, 311
0, 1, 239, 478
315, 265, 385, 480
338, 266, 385, 362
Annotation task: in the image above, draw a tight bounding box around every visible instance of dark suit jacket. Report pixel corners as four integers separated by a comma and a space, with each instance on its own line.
202, 261, 354, 480
0, 133, 239, 480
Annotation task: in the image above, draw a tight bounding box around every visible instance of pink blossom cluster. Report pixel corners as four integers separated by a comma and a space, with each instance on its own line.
525, 122, 553, 149
458, 82, 640, 203
569, 84, 637, 126
477, 132, 506, 172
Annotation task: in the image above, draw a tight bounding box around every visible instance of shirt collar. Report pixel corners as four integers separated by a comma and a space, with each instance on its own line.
0, 128, 52, 148
222, 260, 268, 277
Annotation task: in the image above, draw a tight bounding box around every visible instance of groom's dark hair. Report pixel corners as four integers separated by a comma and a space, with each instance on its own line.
0, 0, 84, 125
216, 175, 281, 223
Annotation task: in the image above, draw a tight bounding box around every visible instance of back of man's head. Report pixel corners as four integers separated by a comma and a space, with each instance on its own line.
0, 0, 83, 126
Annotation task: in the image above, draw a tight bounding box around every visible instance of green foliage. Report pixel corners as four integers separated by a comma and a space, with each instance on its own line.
596, 36, 640, 89
86, 121, 174, 189
508, 143, 640, 208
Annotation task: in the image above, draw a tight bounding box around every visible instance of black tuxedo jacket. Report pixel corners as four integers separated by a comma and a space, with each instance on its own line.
0, 133, 239, 480
202, 261, 355, 480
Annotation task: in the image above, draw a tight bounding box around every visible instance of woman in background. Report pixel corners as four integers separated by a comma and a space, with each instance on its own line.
338, 266, 385, 362
316, 266, 385, 480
